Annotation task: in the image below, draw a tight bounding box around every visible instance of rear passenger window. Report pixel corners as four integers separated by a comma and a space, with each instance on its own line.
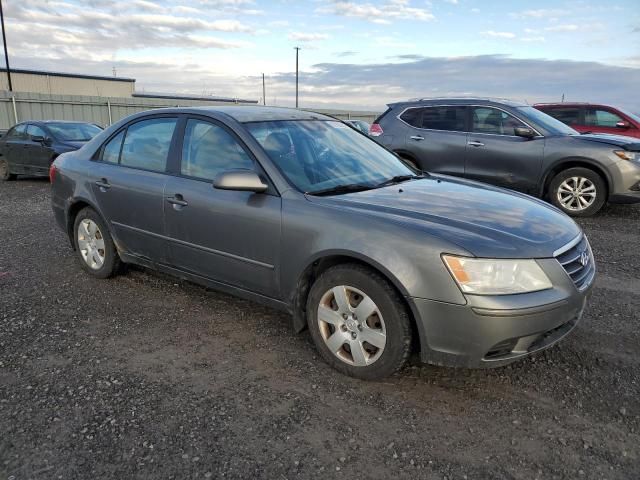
101, 130, 125, 164
180, 119, 254, 181
421, 107, 467, 132
544, 107, 581, 125
120, 118, 177, 172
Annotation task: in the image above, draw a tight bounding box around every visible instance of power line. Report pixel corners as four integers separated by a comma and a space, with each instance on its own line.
0, 0, 12, 92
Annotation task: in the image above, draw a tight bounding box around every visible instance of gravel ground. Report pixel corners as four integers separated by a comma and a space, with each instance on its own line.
1, 178, 639, 480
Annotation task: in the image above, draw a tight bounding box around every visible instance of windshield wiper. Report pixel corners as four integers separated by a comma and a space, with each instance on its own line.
374, 174, 423, 188
306, 183, 374, 196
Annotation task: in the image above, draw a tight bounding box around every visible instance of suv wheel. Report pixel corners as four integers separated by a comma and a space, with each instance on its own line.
0, 158, 16, 181
549, 167, 606, 217
306, 264, 412, 380
73, 207, 121, 278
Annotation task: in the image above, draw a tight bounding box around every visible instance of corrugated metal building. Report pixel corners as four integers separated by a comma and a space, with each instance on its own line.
0, 68, 135, 97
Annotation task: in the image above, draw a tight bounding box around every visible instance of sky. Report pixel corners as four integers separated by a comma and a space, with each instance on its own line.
4, 0, 640, 112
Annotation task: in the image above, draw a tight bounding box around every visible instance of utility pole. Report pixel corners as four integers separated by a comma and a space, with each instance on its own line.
262, 73, 266, 106
0, 0, 12, 92
294, 46, 300, 108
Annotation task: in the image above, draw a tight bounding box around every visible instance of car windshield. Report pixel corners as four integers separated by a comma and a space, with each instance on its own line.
516, 106, 578, 136
47, 122, 103, 142
617, 108, 640, 124
246, 120, 415, 194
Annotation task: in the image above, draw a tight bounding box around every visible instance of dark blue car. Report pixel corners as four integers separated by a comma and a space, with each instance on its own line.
0, 120, 102, 180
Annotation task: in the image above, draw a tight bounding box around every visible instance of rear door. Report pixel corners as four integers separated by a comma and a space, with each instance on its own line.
400, 105, 468, 176
464, 106, 544, 193
4, 124, 29, 173
25, 124, 54, 173
89, 115, 178, 262
163, 116, 281, 298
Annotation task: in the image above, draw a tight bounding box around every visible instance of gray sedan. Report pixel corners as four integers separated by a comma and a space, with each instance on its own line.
51, 107, 594, 379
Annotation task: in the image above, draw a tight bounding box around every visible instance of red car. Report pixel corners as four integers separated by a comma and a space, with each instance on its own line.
534, 103, 640, 139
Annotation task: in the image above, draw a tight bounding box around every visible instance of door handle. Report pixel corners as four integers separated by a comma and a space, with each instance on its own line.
410, 135, 425, 141
95, 178, 111, 190
467, 141, 485, 147
166, 195, 188, 207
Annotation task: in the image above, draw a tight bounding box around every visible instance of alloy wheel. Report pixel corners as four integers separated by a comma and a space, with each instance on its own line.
77, 219, 106, 270
557, 176, 597, 212
317, 285, 386, 367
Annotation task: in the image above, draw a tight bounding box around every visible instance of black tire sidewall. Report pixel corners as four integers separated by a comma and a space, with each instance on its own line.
306, 264, 411, 380
73, 207, 119, 279
549, 167, 606, 217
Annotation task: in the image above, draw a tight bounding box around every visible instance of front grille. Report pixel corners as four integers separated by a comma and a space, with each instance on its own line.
555, 235, 595, 291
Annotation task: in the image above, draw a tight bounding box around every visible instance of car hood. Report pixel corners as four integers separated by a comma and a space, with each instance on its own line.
571, 133, 640, 150
307, 175, 581, 258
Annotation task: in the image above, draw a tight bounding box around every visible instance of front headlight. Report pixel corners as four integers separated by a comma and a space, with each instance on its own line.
442, 255, 552, 295
614, 150, 640, 162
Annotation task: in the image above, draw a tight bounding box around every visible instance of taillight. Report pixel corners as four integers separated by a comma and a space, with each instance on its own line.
369, 123, 384, 137
49, 163, 58, 183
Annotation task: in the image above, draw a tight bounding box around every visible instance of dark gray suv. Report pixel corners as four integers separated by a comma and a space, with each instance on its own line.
371, 98, 640, 216
51, 107, 594, 380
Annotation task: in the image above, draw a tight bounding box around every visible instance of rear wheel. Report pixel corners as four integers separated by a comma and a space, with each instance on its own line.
398, 155, 419, 171
549, 167, 606, 217
306, 264, 412, 380
0, 158, 16, 181
73, 207, 121, 278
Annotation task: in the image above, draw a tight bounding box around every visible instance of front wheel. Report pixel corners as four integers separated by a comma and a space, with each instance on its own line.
549, 167, 606, 217
306, 264, 412, 380
0, 158, 17, 181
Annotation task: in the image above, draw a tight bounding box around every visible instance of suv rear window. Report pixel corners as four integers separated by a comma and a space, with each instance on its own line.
399, 108, 422, 128
421, 106, 466, 132
543, 107, 581, 125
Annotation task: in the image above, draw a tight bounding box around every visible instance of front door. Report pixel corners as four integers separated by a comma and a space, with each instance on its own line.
89, 116, 178, 262
464, 106, 545, 194
164, 117, 281, 298
401, 105, 468, 176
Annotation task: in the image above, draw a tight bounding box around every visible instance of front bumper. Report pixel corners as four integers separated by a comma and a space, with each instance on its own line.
410, 257, 593, 368
608, 158, 640, 204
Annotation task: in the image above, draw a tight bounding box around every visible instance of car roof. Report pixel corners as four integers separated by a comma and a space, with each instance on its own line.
388, 97, 529, 108
534, 102, 612, 107
137, 106, 336, 123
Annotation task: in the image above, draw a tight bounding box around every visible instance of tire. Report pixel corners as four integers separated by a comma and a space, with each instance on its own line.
399, 155, 420, 171
549, 167, 606, 217
0, 158, 17, 181
73, 207, 121, 278
306, 263, 412, 380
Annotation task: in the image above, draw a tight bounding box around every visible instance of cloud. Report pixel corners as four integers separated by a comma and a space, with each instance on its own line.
545, 24, 579, 32
288, 32, 330, 42
511, 9, 569, 19
3, 0, 257, 59
262, 55, 640, 111
318, 0, 435, 24
336, 51, 358, 57
481, 31, 516, 39
444, 0, 458, 4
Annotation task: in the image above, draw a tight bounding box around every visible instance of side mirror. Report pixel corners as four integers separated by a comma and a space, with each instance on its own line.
213, 170, 268, 193
616, 121, 630, 129
514, 127, 536, 139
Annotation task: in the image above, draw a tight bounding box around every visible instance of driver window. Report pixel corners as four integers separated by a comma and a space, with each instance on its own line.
472, 107, 526, 136
181, 119, 254, 181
